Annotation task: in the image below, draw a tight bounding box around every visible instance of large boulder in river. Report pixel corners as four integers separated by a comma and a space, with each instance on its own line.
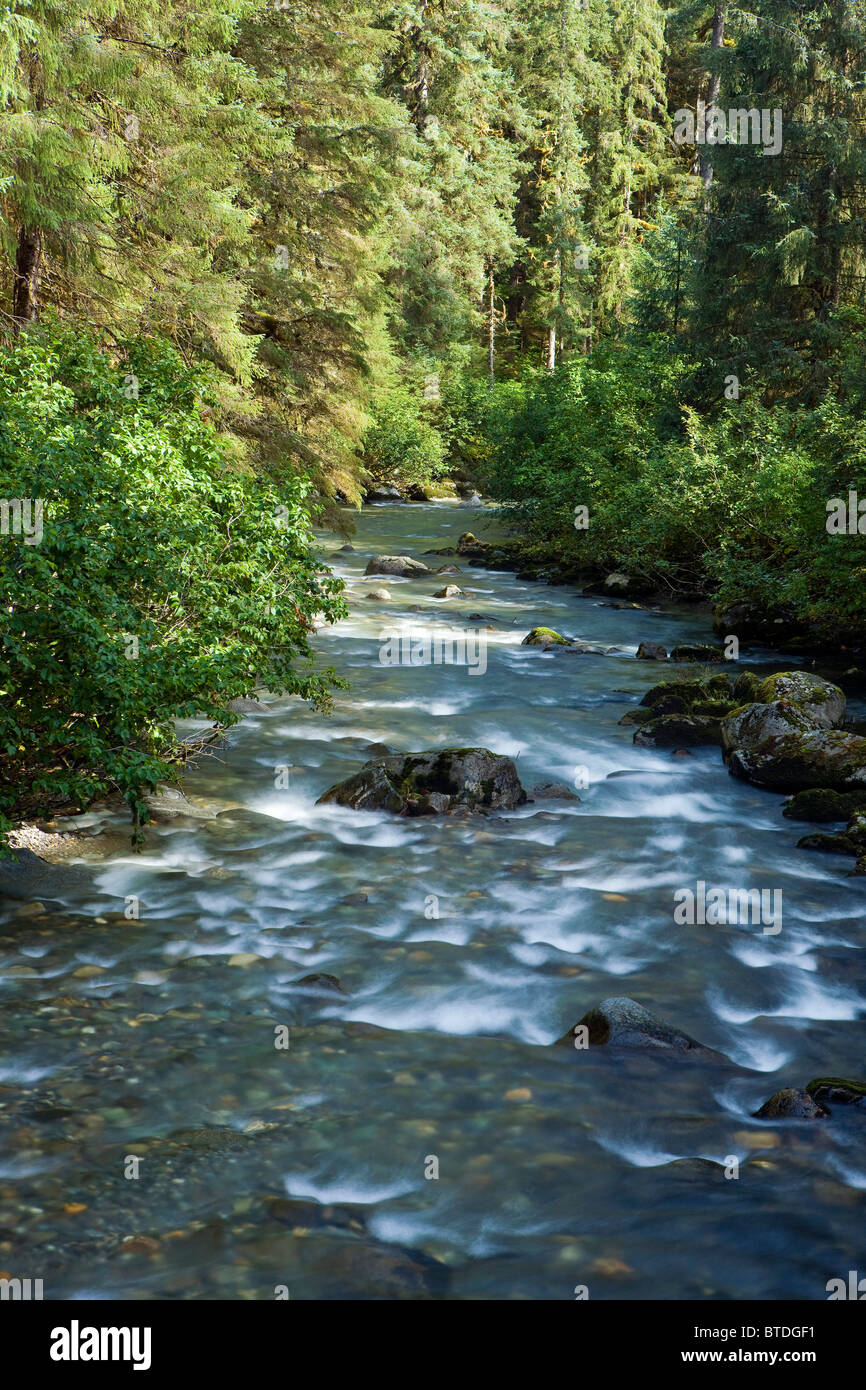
728, 730, 866, 793
365, 485, 404, 503
754, 672, 846, 728
556, 997, 725, 1059
720, 699, 818, 755
317, 748, 527, 816
365, 555, 431, 578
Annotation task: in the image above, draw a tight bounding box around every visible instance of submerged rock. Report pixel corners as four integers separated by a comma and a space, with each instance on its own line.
530, 782, 580, 801
556, 996, 725, 1058
753, 1088, 829, 1120
292, 973, 347, 995
364, 555, 431, 578
317, 748, 527, 816
308, 1238, 450, 1300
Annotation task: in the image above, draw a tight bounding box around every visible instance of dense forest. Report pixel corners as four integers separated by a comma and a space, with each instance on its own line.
2, 0, 866, 839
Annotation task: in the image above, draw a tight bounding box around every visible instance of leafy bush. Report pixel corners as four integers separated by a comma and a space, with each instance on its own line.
475, 337, 866, 639
361, 387, 446, 490
0, 322, 346, 846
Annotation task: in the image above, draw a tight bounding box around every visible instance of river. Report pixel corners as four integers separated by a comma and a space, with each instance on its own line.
1, 500, 864, 1300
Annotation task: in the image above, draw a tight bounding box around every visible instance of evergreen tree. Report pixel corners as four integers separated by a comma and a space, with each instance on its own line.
682, 0, 866, 402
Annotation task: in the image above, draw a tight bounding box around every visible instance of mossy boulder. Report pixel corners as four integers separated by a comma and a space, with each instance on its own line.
522, 626, 571, 647
670, 643, 726, 663
797, 811, 866, 858
317, 748, 527, 816
755, 672, 846, 728
634, 672, 743, 747
806, 1077, 866, 1109
640, 679, 707, 710
457, 532, 488, 557
728, 730, 866, 793
721, 699, 819, 755
634, 715, 724, 748
782, 788, 866, 822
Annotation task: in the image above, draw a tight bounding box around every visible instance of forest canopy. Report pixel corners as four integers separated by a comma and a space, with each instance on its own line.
2, 0, 866, 836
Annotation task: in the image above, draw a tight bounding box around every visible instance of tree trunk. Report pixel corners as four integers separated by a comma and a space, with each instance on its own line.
487, 260, 496, 385
699, 5, 726, 193
547, 322, 556, 371
12, 225, 42, 327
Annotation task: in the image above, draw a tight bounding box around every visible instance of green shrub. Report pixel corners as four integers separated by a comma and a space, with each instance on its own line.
0, 322, 347, 847
361, 388, 446, 490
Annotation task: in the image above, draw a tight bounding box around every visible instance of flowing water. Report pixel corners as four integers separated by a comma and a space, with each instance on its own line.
2, 501, 865, 1300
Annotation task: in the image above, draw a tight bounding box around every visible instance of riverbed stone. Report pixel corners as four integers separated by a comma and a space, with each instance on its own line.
457, 532, 488, 558
317, 748, 527, 815
365, 485, 403, 502
530, 782, 580, 801
365, 587, 391, 600
636, 641, 667, 660
634, 714, 724, 747
556, 996, 725, 1058
364, 555, 431, 578
433, 585, 462, 598
522, 626, 571, 647
670, 643, 726, 663
805, 1077, 866, 1109
753, 1088, 829, 1120
783, 789, 866, 822
292, 973, 347, 994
